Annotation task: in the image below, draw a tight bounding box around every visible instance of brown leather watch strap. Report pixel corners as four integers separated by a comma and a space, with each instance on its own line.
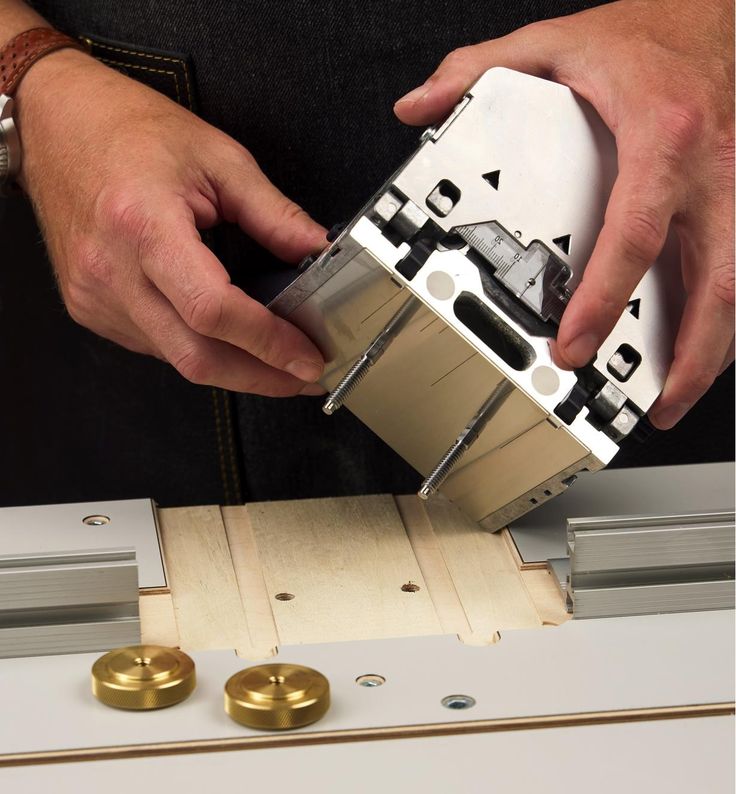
0, 27, 87, 96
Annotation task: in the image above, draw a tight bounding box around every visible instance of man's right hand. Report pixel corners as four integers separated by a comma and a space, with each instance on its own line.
16, 46, 327, 396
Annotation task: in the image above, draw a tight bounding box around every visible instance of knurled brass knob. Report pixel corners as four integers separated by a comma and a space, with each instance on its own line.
224, 663, 330, 730
91, 645, 196, 710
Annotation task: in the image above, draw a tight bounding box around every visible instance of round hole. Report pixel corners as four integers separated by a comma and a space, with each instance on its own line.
82, 515, 110, 526
274, 592, 295, 601
356, 674, 386, 688
441, 694, 476, 710
401, 582, 421, 593
514, 230, 522, 238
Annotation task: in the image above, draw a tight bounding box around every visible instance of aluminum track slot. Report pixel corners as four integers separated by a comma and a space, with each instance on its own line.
566, 511, 735, 619
0, 547, 140, 659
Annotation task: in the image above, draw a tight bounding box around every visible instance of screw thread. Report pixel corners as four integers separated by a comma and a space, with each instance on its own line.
418, 440, 468, 499
418, 379, 513, 500
322, 355, 371, 415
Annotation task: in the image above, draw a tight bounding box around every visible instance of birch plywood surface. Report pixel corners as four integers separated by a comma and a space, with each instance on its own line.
247, 495, 442, 645
152, 495, 567, 657
158, 506, 251, 655
420, 496, 542, 637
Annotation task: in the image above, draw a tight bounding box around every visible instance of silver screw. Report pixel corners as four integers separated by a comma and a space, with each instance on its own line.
323, 354, 373, 415
441, 694, 476, 710
356, 674, 386, 687
418, 379, 514, 499
82, 515, 110, 526
323, 296, 421, 415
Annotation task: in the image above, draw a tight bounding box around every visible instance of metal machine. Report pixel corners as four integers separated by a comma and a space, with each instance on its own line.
270, 68, 684, 531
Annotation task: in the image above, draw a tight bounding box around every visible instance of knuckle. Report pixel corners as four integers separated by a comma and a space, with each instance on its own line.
618, 206, 666, 263
73, 238, 113, 288
62, 288, 87, 326
245, 320, 280, 363
439, 46, 474, 73
171, 345, 213, 385
714, 130, 736, 189
525, 17, 564, 40
226, 138, 255, 168
274, 200, 310, 237
96, 187, 155, 245
181, 287, 227, 336
715, 130, 735, 169
711, 263, 736, 309
211, 137, 257, 181
262, 201, 313, 257
686, 370, 717, 399
654, 103, 703, 157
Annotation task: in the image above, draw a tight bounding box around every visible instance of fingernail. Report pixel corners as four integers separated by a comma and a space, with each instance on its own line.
395, 80, 433, 106
298, 383, 327, 397
650, 402, 690, 430
546, 338, 572, 370
562, 333, 599, 367
285, 360, 323, 382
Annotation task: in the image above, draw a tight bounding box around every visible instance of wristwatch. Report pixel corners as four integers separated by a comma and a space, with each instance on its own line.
0, 27, 86, 192
0, 93, 19, 190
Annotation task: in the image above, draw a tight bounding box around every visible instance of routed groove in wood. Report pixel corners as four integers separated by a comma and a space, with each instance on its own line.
149, 496, 568, 654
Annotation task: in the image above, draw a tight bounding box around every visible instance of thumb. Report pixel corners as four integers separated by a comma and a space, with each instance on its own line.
394, 23, 563, 127
213, 146, 327, 263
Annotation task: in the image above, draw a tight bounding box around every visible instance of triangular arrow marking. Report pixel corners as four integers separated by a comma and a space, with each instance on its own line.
626, 299, 641, 319
552, 234, 571, 255
482, 170, 500, 190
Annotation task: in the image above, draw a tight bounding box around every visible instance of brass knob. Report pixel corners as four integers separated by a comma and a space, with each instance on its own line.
224, 663, 330, 730
91, 645, 196, 710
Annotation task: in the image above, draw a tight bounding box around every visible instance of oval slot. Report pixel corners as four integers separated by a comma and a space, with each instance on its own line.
453, 293, 535, 371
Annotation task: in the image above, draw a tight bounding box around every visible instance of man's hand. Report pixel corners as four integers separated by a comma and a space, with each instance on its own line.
394, 0, 734, 429
17, 47, 327, 396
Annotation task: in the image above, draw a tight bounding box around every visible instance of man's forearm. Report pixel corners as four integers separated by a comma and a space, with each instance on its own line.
0, 0, 50, 41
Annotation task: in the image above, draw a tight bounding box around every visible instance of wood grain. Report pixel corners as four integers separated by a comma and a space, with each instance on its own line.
157, 506, 250, 654
155, 496, 566, 654
246, 495, 443, 645
421, 496, 542, 638
138, 592, 179, 647
394, 495, 479, 642
221, 506, 279, 659
520, 568, 570, 627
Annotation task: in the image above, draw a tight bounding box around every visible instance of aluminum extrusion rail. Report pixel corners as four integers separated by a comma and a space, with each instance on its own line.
565, 511, 735, 618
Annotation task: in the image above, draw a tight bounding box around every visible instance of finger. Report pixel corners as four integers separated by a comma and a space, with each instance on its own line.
212, 146, 327, 263
554, 137, 681, 369
648, 238, 734, 430
140, 212, 325, 383
129, 278, 323, 397
394, 23, 563, 126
